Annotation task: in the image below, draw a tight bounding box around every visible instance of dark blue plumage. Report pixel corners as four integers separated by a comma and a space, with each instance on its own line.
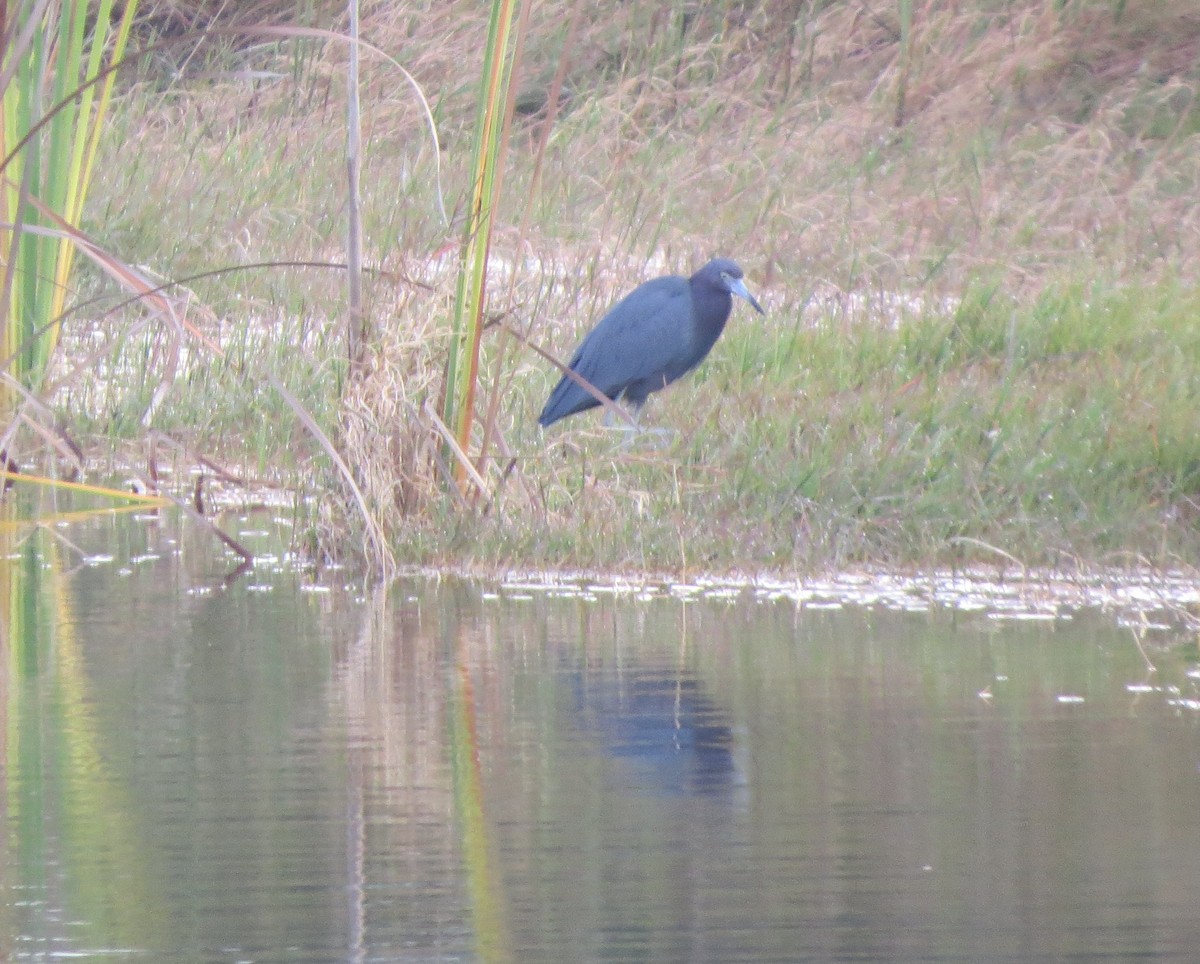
538, 257, 764, 428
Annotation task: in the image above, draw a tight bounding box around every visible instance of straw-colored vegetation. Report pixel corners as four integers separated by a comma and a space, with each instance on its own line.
15, 0, 1200, 575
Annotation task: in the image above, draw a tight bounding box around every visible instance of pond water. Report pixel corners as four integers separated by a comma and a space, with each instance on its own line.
3, 505, 1200, 962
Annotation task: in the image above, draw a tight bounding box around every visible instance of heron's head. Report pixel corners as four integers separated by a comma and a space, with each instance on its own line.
704, 258, 765, 315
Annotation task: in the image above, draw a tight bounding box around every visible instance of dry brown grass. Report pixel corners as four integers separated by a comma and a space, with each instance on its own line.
340, 279, 448, 524
116, 2, 1200, 295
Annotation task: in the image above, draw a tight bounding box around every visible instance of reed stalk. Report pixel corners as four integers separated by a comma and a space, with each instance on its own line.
442, 0, 522, 491
0, 0, 139, 419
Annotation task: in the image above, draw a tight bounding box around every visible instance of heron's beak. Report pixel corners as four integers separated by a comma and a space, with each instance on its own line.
730, 277, 765, 315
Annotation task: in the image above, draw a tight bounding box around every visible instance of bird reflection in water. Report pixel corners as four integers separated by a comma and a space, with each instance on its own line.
568, 666, 741, 797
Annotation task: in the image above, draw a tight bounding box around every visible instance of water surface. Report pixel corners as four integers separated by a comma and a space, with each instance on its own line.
3, 508, 1200, 962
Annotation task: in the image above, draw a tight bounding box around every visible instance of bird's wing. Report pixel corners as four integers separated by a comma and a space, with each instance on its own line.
569, 277, 692, 396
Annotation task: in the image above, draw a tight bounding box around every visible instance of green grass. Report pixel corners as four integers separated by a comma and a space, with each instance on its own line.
414, 277, 1200, 575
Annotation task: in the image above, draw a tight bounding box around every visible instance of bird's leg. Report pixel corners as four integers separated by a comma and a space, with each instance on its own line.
605, 399, 641, 448
603, 399, 640, 430
638, 425, 675, 449
609, 402, 673, 449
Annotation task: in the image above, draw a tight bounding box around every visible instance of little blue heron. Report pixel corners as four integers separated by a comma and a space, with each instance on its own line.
538, 257, 765, 428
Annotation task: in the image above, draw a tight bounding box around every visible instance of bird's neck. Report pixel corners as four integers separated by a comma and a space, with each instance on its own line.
695, 296, 732, 345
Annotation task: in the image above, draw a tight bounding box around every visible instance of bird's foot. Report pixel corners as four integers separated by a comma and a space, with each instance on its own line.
610, 424, 674, 450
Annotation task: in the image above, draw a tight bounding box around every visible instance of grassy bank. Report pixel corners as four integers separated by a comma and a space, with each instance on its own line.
389, 277, 1200, 574
47, 1, 1200, 573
